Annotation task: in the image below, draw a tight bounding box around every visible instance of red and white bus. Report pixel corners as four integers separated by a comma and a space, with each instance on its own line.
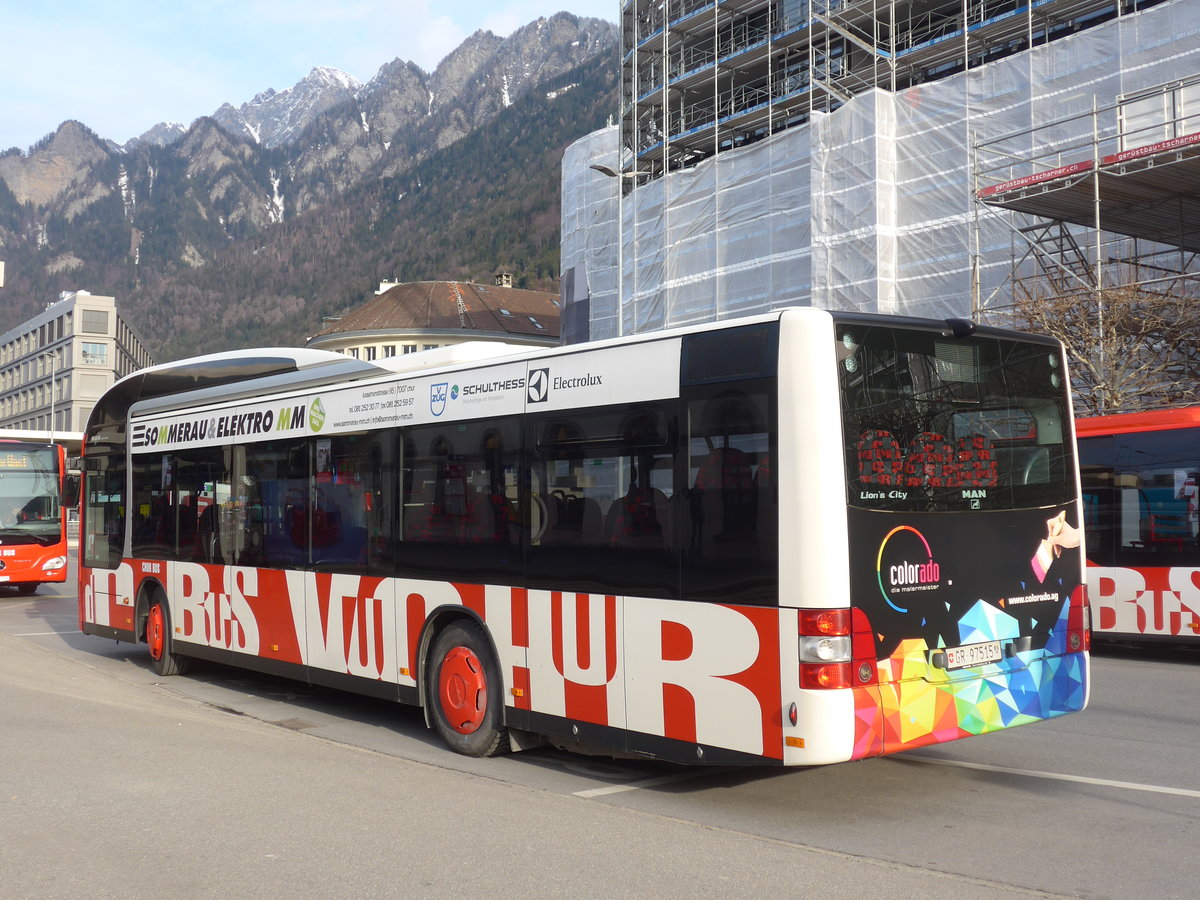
0, 439, 70, 594
1077, 406, 1200, 643
78, 309, 1089, 764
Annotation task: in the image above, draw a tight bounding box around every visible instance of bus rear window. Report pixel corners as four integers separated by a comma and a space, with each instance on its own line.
837, 323, 1075, 512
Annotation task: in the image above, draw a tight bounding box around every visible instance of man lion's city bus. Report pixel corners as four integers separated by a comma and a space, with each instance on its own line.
1077, 406, 1200, 643
0, 439, 70, 594
77, 309, 1089, 764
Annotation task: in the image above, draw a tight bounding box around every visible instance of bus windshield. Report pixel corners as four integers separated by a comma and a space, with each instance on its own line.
837, 321, 1075, 512
0, 446, 62, 544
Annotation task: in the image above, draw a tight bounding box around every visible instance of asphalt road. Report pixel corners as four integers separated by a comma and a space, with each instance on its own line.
2, 572, 1198, 899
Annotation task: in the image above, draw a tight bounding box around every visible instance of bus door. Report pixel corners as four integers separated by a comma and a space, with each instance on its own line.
80, 448, 137, 637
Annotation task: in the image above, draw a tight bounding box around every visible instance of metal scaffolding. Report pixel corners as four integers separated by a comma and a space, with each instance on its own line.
619, 0, 1168, 183
973, 73, 1200, 315
560, 0, 1200, 344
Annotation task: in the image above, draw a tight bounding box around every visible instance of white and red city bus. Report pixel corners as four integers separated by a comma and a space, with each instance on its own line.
0, 439, 70, 594
77, 309, 1089, 763
1077, 406, 1200, 643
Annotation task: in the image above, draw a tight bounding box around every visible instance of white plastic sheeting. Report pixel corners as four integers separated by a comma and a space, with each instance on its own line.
561, 0, 1200, 342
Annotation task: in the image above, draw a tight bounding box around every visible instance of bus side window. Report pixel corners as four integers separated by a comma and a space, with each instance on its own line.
237, 440, 307, 569
397, 421, 521, 584
174, 446, 230, 566
310, 432, 393, 574
681, 382, 776, 606
131, 452, 175, 560
527, 403, 679, 599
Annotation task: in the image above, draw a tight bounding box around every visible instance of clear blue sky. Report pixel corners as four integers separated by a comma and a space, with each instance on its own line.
1, 1, 617, 152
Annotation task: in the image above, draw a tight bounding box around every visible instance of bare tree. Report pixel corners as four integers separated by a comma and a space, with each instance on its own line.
998, 282, 1200, 417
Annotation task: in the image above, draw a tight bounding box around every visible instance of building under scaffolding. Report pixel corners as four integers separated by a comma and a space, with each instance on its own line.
559, 0, 1200, 342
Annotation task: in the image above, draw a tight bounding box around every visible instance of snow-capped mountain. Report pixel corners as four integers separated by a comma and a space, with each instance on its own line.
127, 14, 614, 155
211, 66, 363, 148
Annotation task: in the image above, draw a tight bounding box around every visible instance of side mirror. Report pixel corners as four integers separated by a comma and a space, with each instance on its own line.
62, 473, 81, 509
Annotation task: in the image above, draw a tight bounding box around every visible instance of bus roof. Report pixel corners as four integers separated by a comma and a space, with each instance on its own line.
1076, 406, 1200, 437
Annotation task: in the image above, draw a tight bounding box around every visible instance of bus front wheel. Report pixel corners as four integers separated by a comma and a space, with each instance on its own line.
428, 620, 507, 757
146, 594, 190, 677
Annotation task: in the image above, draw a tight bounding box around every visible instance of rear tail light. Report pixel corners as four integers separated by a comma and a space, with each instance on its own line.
799, 609, 851, 689
1066, 585, 1091, 653
799, 608, 879, 689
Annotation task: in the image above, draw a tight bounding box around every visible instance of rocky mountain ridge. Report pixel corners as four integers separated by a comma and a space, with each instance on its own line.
0, 13, 618, 361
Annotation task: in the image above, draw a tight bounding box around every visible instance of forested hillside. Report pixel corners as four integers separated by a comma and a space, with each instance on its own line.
125, 59, 618, 360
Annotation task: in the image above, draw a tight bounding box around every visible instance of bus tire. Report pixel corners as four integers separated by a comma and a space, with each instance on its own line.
146, 593, 190, 677
428, 620, 507, 757
16, 583, 36, 596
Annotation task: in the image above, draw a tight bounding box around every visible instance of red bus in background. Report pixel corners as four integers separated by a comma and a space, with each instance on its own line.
0, 439, 70, 594
1077, 407, 1200, 642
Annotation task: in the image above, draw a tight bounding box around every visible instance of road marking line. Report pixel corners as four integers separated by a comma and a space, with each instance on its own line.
904, 754, 1200, 798
14, 630, 83, 636
574, 767, 733, 797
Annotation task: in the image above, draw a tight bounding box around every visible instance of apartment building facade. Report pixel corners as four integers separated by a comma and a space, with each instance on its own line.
0, 291, 154, 434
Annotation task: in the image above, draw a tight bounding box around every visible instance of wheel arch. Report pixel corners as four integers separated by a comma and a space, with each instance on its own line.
134, 576, 169, 643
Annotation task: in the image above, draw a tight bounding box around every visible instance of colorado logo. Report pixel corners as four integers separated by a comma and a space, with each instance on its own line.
876, 525, 941, 613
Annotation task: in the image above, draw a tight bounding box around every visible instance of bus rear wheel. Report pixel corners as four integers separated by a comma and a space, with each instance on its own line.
428, 620, 507, 757
146, 594, 189, 677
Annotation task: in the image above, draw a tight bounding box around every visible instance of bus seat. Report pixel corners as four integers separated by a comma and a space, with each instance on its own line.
1139, 487, 1191, 551
462, 489, 496, 543
956, 434, 998, 488
606, 487, 665, 548
857, 430, 903, 486
694, 447, 753, 492
904, 432, 956, 488
694, 447, 756, 537
542, 493, 602, 546
576, 496, 604, 547
755, 452, 772, 489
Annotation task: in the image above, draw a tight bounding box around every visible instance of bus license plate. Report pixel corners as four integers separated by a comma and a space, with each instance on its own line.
943, 641, 1002, 670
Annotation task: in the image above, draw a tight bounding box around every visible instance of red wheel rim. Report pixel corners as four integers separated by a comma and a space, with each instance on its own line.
438, 646, 487, 734
147, 604, 165, 661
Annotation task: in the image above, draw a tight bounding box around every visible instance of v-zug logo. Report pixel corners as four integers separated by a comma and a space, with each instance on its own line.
527, 368, 550, 403
430, 382, 448, 416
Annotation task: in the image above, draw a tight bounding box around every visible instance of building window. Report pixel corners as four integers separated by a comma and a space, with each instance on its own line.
347, 348, 359, 359
81, 309, 109, 334
383, 345, 396, 357
403, 344, 417, 354
81, 342, 108, 366
423, 344, 437, 351
365, 347, 377, 361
